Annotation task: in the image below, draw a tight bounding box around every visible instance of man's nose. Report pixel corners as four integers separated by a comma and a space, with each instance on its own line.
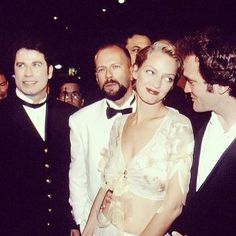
25, 66, 33, 76
105, 68, 112, 78
184, 81, 191, 93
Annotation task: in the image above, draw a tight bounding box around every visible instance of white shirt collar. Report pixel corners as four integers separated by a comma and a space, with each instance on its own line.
106, 91, 136, 109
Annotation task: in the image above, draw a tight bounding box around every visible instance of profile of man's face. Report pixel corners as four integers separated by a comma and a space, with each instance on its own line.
126, 34, 152, 65
0, 74, 8, 100
95, 46, 132, 101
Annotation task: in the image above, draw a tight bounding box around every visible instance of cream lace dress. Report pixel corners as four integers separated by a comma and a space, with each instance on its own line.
96, 109, 194, 236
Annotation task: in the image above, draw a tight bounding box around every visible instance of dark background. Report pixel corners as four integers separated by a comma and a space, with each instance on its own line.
0, 0, 235, 103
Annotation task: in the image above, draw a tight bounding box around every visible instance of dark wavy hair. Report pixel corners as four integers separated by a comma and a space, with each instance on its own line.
176, 27, 236, 97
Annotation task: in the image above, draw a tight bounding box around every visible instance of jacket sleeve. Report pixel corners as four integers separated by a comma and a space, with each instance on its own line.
69, 113, 89, 226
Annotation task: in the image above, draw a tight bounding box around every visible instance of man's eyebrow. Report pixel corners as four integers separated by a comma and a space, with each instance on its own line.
32, 61, 43, 64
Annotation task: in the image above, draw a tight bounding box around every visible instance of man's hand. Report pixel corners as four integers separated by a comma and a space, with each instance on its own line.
71, 229, 81, 236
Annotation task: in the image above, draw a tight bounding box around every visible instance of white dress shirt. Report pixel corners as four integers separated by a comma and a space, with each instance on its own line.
197, 112, 236, 190
69, 93, 136, 229
16, 89, 47, 140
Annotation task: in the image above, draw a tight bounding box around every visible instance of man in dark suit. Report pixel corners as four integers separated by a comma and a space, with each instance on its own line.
0, 38, 77, 235
169, 28, 236, 236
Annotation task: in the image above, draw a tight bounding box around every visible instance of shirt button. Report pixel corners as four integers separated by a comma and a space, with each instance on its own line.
47, 222, 50, 227
46, 179, 51, 184
45, 163, 50, 168
47, 194, 53, 198
44, 148, 48, 153
48, 208, 52, 212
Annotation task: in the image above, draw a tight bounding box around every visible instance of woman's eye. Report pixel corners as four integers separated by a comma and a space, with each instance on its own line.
163, 76, 174, 83
146, 69, 154, 75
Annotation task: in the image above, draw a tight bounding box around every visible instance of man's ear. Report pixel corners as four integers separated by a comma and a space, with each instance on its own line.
95, 73, 99, 85
48, 65, 53, 80
132, 65, 138, 81
215, 84, 230, 95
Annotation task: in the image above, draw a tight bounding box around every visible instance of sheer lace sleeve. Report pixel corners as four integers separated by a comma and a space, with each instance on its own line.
166, 115, 194, 204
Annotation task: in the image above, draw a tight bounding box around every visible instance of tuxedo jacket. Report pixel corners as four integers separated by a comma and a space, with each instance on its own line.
0, 94, 77, 236
171, 123, 236, 235
69, 95, 136, 229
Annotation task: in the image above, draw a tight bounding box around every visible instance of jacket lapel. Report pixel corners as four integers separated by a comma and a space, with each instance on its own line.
11, 96, 45, 143
187, 125, 206, 202
197, 136, 236, 192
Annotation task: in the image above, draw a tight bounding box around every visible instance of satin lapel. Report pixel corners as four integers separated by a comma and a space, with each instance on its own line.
11, 97, 45, 142
197, 136, 236, 192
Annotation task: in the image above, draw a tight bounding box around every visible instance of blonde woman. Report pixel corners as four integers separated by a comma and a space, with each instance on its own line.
82, 40, 194, 236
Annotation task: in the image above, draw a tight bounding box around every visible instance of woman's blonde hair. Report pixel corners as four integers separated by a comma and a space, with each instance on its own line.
134, 39, 183, 83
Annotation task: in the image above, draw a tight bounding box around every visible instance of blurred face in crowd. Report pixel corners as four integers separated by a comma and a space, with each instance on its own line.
59, 82, 84, 108
95, 45, 133, 101
14, 48, 53, 103
126, 34, 152, 65
183, 55, 215, 112
0, 74, 8, 100
133, 51, 177, 105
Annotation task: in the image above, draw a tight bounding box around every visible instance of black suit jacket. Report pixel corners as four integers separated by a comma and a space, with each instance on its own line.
171, 124, 236, 235
0, 94, 77, 236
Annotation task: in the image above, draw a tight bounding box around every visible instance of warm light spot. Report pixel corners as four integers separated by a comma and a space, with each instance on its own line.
118, 0, 126, 4
54, 64, 62, 69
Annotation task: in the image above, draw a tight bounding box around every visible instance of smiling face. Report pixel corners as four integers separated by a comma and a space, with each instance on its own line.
133, 51, 177, 105
14, 48, 53, 103
183, 55, 215, 112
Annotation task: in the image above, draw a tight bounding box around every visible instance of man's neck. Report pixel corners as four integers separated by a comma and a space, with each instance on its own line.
214, 97, 236, 132
16, 88, 47, 104
112, 87, 133, 107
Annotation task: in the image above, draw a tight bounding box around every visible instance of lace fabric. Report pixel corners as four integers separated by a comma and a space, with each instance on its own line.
97, 109, 194, 234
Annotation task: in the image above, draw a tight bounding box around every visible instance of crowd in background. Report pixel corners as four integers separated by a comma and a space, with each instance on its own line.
0, 25, 235, 236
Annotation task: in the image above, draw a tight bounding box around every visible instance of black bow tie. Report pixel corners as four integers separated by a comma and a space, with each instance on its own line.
106, 106, 133, 119
19, 98, 47, 109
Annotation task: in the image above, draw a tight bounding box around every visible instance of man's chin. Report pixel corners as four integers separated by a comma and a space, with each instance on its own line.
105, 93, 121, 101
102, 85, 128, 101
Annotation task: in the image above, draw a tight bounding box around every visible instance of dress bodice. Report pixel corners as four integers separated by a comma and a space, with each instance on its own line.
98, 109, 194, 233
100, 109, 193, 201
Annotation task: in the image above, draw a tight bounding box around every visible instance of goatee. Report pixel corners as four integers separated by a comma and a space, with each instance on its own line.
101, 83, 128, 101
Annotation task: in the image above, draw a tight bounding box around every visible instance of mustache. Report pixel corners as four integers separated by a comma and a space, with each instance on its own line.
103, 79, 120, 87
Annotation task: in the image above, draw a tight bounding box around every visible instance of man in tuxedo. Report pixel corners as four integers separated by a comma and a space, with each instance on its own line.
69, 43, 136, 235
0, 38, 77, 235
170, 28, 236, 235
